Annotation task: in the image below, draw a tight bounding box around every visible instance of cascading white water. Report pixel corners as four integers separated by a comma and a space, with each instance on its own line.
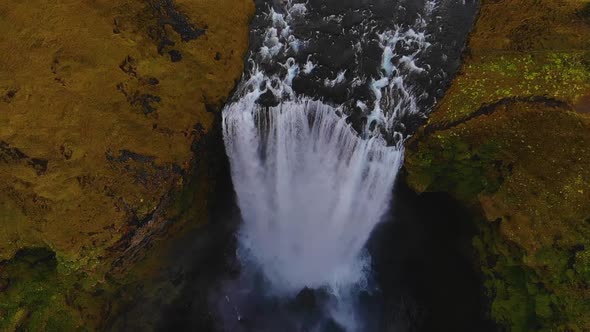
224, 99, 403, 293
221, 0, 440, 322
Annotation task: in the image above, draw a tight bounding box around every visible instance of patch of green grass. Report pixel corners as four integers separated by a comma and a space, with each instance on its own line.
406, 135, 505, 201
431, 52, 590, 126
0, 248, 96, 331
473, 222, 590, 332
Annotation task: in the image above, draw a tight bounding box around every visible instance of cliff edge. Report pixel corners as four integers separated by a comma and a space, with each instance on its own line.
0, 0, 253, 329
405, 0, 590, 330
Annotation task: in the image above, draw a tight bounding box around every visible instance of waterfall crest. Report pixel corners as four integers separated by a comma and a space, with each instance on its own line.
221, 0, 438, 295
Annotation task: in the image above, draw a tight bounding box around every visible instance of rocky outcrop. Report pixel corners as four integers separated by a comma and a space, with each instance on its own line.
0, 0, 253, 329
405, 0, 590, 330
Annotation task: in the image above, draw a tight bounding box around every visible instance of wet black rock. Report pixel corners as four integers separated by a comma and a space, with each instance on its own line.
169, 50, 182, 62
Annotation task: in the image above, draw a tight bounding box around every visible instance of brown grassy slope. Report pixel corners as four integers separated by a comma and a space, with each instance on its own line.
0, 0, 253, 271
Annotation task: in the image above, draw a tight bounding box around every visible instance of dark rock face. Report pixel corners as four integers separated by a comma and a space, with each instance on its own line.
147, 0, 206, 54
0, 141, 48, 175
169, 50, 183, 62
106, 112, 242, 331
369, 182, 497, 331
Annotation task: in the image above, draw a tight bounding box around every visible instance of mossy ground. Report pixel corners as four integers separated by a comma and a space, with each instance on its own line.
0, 248, 104, 331
0, 0, 253, 266
0, 0, 254, 330
405, 0, 590, 330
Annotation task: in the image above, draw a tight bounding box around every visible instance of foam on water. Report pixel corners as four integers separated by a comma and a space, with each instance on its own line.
324, 70, 348, 87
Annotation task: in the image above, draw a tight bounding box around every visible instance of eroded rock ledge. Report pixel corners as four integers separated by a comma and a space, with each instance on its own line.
405, 0, 590, 330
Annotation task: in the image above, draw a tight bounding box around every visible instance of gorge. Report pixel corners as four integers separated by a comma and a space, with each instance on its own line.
1, 0, 589, 331
216, 0, 478, 331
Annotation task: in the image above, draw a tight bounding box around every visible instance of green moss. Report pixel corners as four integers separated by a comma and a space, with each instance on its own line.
0, 248, 75, 331
432, 52, 590, 126
0, 248, 110, 331
574, 248, 590, 280
474, 220, 590, 332
406, 134, 504, 201
473, 222, 534, 331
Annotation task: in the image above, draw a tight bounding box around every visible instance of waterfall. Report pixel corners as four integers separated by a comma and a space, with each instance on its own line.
224, 98, 402, 292
218, 0, 467, 330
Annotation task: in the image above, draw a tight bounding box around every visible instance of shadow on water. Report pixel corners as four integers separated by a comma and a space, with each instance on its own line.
106, 115, 241, 331
367, 179, 497, 332
152, 122, 242, 331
